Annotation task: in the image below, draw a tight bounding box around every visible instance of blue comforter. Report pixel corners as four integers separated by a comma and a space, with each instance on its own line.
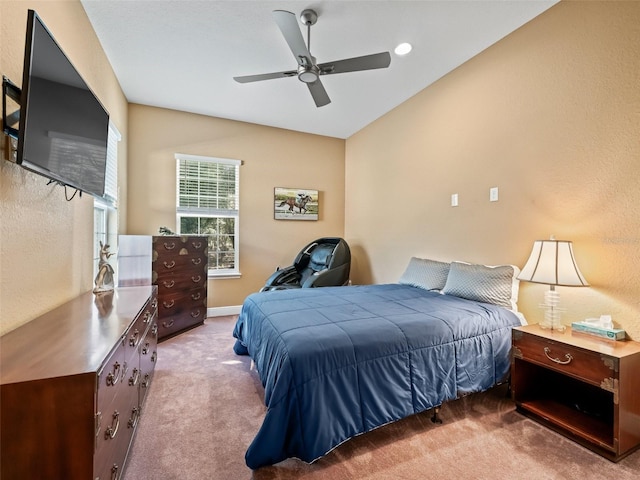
233, 284, 521, 469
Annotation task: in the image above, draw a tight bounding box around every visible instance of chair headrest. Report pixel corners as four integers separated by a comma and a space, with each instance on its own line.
309, 244, 334, 268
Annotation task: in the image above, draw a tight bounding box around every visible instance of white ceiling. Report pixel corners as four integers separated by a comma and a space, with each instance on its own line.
80, 0, 558, 139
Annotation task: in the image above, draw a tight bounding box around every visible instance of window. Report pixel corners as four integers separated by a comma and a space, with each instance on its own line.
176, 154, 241, 277
93, 123, 120, 277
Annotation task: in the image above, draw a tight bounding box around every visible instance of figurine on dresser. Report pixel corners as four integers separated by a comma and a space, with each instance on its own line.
93, 241, 115, 293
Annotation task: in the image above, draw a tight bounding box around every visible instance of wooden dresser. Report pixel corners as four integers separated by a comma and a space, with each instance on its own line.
152, 235, 208, 341
512, 324, 640, 461
0, 286, 158, 480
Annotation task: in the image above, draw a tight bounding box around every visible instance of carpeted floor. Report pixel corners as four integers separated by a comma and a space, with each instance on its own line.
123, 317, 640, 479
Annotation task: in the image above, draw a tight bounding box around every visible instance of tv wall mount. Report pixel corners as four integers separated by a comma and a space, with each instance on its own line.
2, 75, 82, 199
2, 76, 21, 139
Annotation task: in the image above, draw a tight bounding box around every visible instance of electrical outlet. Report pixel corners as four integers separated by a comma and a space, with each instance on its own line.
489, 187, 499, 202
451, 193, 459, 207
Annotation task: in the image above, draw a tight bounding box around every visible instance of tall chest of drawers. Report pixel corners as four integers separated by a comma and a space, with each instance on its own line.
0, 286, 158, 480
152, 235, 208, 341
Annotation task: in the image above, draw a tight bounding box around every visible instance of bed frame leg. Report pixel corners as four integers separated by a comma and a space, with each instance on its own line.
431, 406, 442, 424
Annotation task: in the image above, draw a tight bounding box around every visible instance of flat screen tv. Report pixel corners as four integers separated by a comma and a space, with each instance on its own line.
17, 9, 110, 198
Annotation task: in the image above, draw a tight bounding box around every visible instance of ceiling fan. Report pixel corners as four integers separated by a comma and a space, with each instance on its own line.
233, 9, 391, 107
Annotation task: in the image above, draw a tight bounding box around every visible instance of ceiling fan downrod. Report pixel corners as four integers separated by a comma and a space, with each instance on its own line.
298, 9, 319, 83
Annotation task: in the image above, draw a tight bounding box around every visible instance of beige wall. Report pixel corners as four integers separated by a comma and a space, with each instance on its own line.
0, 1, 128, 335
126, 104, 345, 307
345, 1, 640, 338
2, 1, 638, 342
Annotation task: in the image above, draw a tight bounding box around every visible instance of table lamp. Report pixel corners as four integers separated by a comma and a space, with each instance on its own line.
518, 237, 589, 331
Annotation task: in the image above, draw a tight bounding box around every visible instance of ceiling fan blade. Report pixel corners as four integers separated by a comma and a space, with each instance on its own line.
272, 10, 311, 66
318, 52, 391, 75
307, 80, 331, 107
234, 70, 297, 83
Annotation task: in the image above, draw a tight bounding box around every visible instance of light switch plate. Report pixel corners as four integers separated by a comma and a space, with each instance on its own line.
489, 187, 499, 202
451, 193, 459, 207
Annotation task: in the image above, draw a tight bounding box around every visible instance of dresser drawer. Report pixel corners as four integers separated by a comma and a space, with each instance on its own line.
513, 330, 618, 386
125, 294, 157, 360
153, 249, 207, 270
97, 340, 126, 420
158, 288, 207, 314
139, 322, 158, 406
158, 308, 206, 338
153, 236, 207, 257
153, 269, 207, 293
95, 381, 136, 478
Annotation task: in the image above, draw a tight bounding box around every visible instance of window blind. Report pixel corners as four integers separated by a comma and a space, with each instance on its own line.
176, 154, 240, 216
103, 123, 121, 206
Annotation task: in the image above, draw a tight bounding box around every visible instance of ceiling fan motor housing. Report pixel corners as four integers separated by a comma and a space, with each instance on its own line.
298, 56, 319, 83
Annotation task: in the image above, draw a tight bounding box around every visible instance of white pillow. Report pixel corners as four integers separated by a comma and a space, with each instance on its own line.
398, 257, 450, 291
442, 261, 520, 311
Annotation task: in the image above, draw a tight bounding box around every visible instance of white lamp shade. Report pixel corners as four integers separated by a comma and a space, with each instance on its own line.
518, 240, 589, 287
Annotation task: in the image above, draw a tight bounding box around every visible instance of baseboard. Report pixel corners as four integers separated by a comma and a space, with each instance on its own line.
208, 305, 242, 317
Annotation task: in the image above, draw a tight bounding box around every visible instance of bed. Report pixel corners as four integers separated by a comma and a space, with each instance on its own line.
233, 259, 524, 469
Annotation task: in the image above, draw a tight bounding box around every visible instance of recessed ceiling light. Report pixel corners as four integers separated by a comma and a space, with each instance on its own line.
394, 43, 412, 56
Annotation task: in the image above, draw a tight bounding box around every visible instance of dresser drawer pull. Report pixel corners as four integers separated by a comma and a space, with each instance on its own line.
163, 260, 176, 269
110, 464, 119, 480
151, 351, 157, 363
106, 362, 121, 386
129, 368, 140, 386
162, 299, 175, 309
191, 292, 201, 301
142, 342, 151, 355
128, 407, 141, 429
192, 241, 203, 249
544, 347, 573, 365
105, 411, 120, 439
152, 324, 158, 336
191, 275, 202, 283
162, 280, 175, 288
142, 373, 151, 389
151, 298, 158, 309
162, 319, 175, 329
95, 411, 102, 441
191, 309, 202, 318
191, 257, 202, 265
163, 242, 176, 250
129, 329, 140, 347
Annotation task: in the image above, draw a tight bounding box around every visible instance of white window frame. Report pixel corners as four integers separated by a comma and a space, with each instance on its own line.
93, 123, 120, 278
175, 153, 241, 278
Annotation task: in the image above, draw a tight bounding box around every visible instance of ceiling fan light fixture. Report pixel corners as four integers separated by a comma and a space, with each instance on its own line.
298, 65, 319, 83
394, 42, 412, 56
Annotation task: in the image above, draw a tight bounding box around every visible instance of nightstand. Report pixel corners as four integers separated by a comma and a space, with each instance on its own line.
511, 324, 640, 461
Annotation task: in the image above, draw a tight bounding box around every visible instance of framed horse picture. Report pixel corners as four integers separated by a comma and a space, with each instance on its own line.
274, 187, 319, 221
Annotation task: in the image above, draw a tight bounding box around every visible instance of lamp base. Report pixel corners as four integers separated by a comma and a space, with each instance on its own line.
539, 321, 566, 332
539, 288, 566, 331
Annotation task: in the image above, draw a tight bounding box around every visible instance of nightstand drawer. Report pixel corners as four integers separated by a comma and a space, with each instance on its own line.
513, 330, 617, 386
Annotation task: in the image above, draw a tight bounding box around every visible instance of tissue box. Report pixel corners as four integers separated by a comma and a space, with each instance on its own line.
571, 321, 626, 340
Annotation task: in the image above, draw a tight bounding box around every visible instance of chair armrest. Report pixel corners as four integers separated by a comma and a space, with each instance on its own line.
263, 265, 299, 288
302, 266, 348, 288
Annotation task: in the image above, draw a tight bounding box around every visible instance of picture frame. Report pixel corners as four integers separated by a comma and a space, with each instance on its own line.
274, 187, 319, 221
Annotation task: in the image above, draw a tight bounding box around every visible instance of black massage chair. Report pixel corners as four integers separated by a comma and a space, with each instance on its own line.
260, 237, 351, 291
